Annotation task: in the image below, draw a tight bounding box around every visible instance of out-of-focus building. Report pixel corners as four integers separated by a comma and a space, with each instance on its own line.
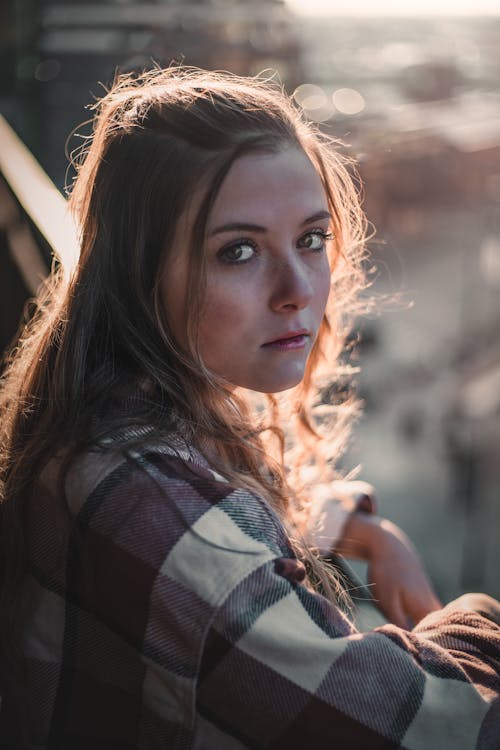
359, 95, 500, 234
289, 16, 500, 234
1, 0, 304, 188
289, 14, 500, 597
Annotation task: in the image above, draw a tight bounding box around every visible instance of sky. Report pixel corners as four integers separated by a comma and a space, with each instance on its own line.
285, 0, 500, 16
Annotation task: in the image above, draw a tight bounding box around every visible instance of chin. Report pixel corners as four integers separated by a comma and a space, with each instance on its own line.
222, 361, 308, 394
244, 371, 305, 394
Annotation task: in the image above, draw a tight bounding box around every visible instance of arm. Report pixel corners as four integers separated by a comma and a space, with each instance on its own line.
336, 511, 442, 627
198, 554, 500, 749
107, 450, 499, 748
307, 480, 442, 627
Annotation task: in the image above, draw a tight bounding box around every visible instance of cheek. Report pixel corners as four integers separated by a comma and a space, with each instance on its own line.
198, 289, 249, 352
314, 264, 332, 317
201, 274, 256, 327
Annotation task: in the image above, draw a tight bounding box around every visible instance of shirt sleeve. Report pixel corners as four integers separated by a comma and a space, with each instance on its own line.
197, 550, 500, 749
119, 449, 500, 749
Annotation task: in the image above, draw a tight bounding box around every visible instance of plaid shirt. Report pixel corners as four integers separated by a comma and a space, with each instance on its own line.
11, 438, 500, 749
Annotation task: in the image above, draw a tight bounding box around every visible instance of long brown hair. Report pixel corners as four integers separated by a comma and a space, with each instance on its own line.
0, 67, 369, 649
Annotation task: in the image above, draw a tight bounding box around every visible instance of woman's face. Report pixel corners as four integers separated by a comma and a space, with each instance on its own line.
162, 146, 332, 393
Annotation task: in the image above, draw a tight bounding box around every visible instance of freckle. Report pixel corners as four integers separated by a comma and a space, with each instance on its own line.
204, 299, 243, 318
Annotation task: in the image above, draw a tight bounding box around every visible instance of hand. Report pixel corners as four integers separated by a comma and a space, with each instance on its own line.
335, 513, 442, 628
444, 593, 500, 625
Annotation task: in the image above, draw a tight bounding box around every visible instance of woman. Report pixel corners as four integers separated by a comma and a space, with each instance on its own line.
0, 67, 499, 749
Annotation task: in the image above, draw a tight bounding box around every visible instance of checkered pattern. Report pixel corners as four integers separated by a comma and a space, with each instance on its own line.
9, 440, 500, 749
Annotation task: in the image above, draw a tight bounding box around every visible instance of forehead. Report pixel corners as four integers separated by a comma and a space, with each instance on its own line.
208, 147, 328, 226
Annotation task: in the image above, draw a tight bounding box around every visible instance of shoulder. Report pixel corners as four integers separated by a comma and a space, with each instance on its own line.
61, 438, 293, 606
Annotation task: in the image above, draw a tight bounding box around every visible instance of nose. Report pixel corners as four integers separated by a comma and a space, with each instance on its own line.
269, 256, 314, 312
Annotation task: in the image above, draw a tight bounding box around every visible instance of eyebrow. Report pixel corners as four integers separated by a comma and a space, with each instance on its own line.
208, 209, 332, 237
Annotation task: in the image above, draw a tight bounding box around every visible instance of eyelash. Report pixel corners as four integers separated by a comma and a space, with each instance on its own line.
299, 229, 334, 251
218, 238, 257, 265
217, 229, 334, 265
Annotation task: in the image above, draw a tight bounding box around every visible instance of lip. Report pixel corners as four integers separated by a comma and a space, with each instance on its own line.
262, 329, 311, 349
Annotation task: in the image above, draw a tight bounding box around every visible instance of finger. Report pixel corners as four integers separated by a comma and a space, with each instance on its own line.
405, 590, 442, 625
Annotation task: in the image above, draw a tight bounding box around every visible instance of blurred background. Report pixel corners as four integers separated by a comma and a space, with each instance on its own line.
1, 0, 499, 602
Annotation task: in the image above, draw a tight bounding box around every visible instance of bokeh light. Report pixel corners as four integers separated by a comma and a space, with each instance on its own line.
293, 83, 335, 122
332, 88, 366, 115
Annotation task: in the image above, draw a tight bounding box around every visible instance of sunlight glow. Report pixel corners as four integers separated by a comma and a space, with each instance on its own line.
285, 0, 500, 16
0, 115, 80, 277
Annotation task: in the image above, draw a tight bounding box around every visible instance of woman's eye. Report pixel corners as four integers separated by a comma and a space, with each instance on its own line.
300, 230, 333, 251
218, 241, 256, 264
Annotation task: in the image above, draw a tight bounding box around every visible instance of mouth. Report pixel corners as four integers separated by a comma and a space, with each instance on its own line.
262, 329, 311, 350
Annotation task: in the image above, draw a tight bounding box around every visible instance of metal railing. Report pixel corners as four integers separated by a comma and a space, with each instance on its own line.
0, 114, 79, 291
